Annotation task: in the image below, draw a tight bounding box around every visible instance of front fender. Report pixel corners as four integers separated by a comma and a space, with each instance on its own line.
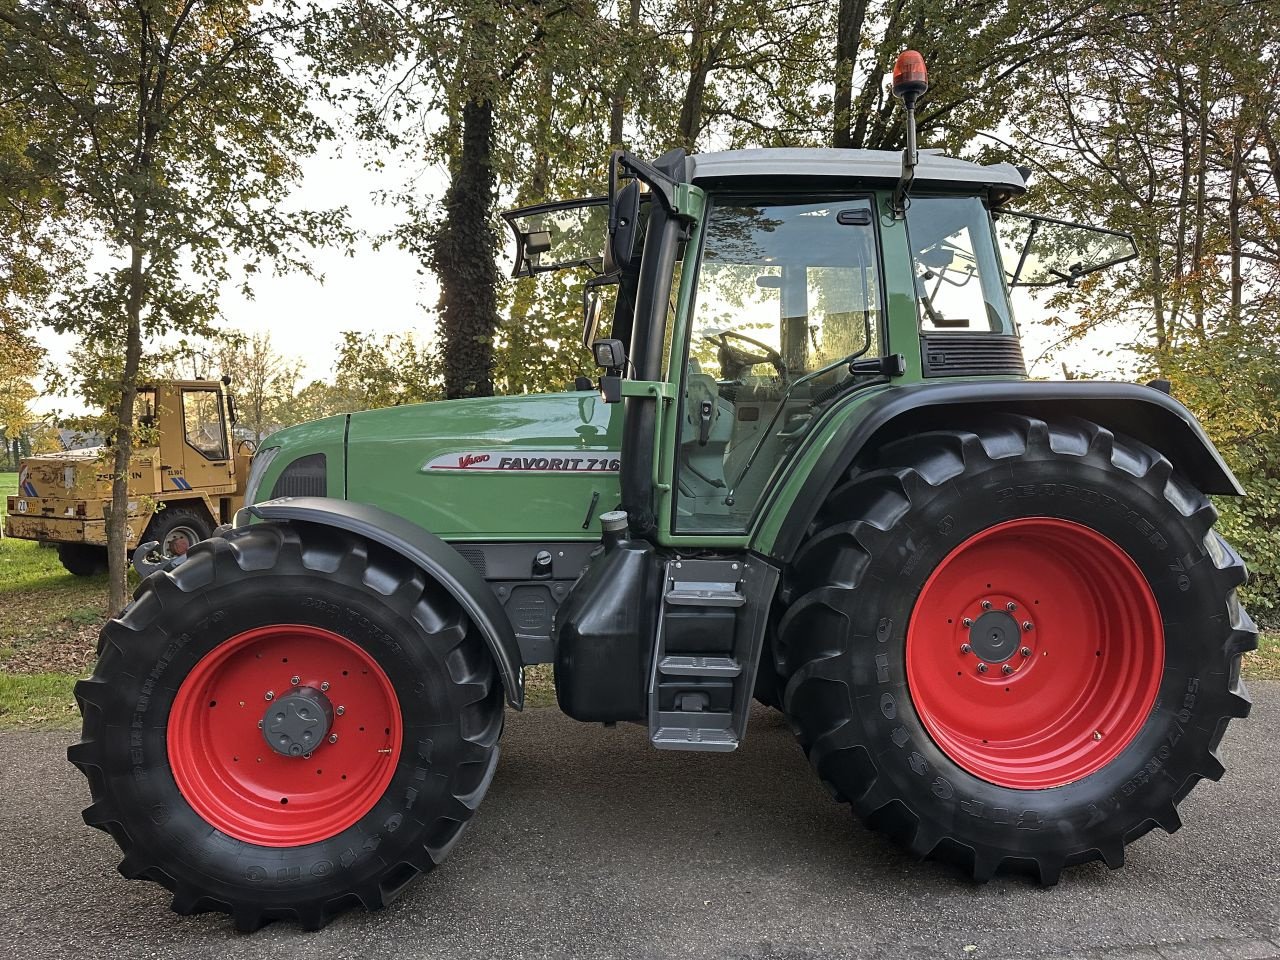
755, 380, 1242, 563
244, 497, 525, 709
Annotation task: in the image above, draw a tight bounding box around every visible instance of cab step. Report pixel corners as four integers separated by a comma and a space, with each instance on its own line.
651, 712, 738, 752
648, 557, 779, 752
657, 655, 741, 677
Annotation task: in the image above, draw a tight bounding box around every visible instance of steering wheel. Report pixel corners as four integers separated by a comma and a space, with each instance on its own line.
703, 330, 788, 383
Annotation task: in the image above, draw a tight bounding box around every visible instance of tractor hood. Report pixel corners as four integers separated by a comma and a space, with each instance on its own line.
338, 391, 624, 541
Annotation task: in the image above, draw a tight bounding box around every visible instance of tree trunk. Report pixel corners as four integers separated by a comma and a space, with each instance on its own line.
1228, 124, 1244, 326
108, 237, 145, 614
434, 97, 499, 399
832, 0, 869, 148
608, 0, 641, 148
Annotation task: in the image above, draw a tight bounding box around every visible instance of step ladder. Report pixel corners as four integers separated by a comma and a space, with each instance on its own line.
648, 556, 779, 752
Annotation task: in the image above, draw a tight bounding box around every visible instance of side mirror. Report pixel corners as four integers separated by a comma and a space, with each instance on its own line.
603, 181, 641, 275
582, 274, 615, 349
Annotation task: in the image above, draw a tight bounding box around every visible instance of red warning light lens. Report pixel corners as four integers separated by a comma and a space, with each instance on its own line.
892, 50, 929, 100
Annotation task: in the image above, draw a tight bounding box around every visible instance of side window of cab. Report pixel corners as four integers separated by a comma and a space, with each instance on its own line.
182, 389, 228, 461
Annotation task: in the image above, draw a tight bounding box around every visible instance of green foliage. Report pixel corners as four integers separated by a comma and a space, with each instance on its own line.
1001, 0, 1280, 614
330, 331, 443, 410
1155, 324, 1280, 618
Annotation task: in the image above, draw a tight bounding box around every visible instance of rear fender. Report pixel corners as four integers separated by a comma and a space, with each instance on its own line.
244, 497, 525, 709
759, 380, 1242, 563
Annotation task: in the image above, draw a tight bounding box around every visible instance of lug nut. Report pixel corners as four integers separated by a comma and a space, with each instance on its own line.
257, 720, 264, 728
1002, 664, 1013, 675
264, 691, 274, 702
960, 643, 972, 654
1022, 621, 1034, 632
1093, 730, 1103, 741
290, 675, 300, 686
320, 681, 330, 692
977, 662, 989, 674
1006, 602, 1017, 612
328, 733, 338, 744
336, 705, 345, 716
981, 600, 993, 610
962, 617, 973, 627
1021, 646, 1032, 657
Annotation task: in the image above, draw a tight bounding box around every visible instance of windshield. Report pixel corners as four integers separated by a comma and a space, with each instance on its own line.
675, 196, 883, 533
906, 196, 1014, 333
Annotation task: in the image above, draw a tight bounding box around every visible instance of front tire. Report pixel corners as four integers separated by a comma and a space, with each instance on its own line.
68, 522, 503, 930
776, 415, 1255, 883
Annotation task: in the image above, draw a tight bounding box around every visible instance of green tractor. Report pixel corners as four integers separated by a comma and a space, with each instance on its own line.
70, 53, 1255, 931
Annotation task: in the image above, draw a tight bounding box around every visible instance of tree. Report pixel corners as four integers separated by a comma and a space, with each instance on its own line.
330, 330, 442, 410
217, 332, 303, 442
0, 320, 42, 466
1, 1, 348, 612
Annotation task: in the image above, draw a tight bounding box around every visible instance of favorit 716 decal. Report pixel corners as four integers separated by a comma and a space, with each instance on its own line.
420, 450, 621, 473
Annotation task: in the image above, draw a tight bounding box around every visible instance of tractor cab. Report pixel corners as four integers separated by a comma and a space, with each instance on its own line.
503, 146, 1137, 543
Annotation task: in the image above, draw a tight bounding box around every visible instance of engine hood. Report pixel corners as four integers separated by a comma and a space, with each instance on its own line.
343, 391, 623, 540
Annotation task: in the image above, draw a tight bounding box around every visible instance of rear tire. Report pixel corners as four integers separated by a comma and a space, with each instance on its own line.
68, 522, 504, 930
57, 542, 107, 577
775, 415, 1255, 883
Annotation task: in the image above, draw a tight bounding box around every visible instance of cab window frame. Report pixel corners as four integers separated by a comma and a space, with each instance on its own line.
181, 387, 229, 462
668, 188, 888, 537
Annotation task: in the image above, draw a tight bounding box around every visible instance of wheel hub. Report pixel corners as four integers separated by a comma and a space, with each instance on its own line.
262, 687, 333, 757
968, 609, 1021, 664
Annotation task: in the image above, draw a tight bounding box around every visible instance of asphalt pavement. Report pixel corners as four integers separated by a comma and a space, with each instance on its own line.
1, 685, 1277, 960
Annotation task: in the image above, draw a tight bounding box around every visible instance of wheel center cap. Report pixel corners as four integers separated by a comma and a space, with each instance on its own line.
969, 610, 1021, 663
262, 687, 333, 757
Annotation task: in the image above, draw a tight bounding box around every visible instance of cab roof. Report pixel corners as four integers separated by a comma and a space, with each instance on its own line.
684, 148, 1026, 198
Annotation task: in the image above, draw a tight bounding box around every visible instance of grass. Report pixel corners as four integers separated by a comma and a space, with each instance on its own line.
0, 473, 1276, 729
1, 476, 109, 729
0, 672, 80, 729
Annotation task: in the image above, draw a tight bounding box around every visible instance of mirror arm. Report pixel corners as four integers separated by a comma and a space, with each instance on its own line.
610, 150, 684, 221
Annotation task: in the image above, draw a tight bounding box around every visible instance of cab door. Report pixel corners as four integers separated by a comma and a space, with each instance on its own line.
175, 385, 234, 491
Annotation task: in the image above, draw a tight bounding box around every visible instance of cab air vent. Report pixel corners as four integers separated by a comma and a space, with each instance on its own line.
921, 333, 1027, 378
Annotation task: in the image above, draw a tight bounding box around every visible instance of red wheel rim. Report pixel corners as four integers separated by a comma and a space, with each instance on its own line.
168, 624, 403, 846
906, 518, 1164, 789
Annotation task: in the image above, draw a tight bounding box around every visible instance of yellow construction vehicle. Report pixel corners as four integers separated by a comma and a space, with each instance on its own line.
4, 378, 250, 575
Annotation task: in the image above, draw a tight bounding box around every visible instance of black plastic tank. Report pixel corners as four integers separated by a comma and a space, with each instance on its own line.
553, 512, 658, 722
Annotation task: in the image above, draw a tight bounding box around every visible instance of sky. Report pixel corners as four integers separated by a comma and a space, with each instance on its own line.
32, 140, 452, 414
215, 144, 445, 379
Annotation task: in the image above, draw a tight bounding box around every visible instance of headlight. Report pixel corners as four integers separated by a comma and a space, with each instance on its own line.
243, 445, 281, 506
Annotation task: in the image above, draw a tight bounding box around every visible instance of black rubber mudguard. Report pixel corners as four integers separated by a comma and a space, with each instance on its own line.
765, 380, 1242, 563
246, 497, 525, 709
